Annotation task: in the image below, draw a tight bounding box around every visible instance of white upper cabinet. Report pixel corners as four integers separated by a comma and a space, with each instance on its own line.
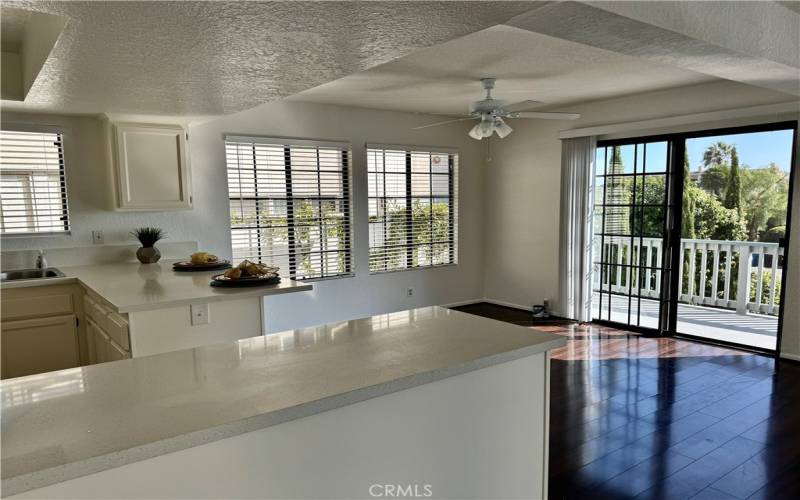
112, 123, 192, 210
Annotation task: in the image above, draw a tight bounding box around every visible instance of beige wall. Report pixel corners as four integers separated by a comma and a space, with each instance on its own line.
481, 80, 800, 357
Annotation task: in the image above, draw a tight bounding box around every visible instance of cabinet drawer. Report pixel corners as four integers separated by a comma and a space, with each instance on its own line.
2, 293, 74, 321
88, 318, 109, 364
106, 311, 130, 351
108, 338, 131, 362
84, 295, 110, 329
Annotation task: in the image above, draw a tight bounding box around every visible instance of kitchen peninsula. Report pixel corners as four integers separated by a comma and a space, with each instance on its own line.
0, 261, 312, 376
1, 306, 565, 499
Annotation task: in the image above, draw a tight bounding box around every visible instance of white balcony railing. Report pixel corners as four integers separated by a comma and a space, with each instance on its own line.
594, 238, 783, 317
679, 239, 782, 316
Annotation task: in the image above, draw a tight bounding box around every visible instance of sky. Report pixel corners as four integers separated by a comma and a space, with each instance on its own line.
686, 129, 794, 173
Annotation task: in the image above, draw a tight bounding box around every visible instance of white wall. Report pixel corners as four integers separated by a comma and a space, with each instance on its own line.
481, 80, 800, 357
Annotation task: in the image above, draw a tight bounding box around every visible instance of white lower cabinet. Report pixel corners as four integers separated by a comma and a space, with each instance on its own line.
1, 314, 80, 379
0, 284, 84, 380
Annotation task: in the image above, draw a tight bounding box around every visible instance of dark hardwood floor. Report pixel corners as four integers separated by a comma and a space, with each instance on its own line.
452, 303, 800, 500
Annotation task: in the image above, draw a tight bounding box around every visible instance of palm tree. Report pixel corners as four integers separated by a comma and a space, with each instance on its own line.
702, 141, 735, 170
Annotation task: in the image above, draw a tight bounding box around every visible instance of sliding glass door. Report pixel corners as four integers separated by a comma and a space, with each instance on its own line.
591, 140, 673, 331
590, 121, 797, 353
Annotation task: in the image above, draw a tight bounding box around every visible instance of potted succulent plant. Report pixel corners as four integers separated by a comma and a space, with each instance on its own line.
131, 227, 165, 264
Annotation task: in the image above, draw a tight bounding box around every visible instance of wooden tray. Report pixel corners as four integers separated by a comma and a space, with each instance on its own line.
172, 260, 232, 272
209, 273, 281, 288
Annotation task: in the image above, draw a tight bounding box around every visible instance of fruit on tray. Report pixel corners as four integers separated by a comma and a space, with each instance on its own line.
222, 260, 279, 280
191, 252, 218, 264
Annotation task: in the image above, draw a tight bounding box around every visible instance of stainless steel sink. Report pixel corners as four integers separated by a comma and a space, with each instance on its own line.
0, 268, 65, 282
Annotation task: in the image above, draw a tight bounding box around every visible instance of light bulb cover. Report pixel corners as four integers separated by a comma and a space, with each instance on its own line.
494, 117, 513, 138
478, 117, 494, 138
468, 123, 484, 140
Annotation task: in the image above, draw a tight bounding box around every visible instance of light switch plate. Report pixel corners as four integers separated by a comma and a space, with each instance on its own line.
190, 303, 210, 326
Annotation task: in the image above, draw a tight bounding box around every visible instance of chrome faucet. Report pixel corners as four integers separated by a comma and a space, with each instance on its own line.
35, 250, 48, 270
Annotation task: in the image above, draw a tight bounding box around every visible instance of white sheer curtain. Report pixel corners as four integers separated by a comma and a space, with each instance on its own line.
558, 136, 596, 322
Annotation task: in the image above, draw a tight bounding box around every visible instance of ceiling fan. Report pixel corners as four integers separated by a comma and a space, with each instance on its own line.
413, 78, 580, 140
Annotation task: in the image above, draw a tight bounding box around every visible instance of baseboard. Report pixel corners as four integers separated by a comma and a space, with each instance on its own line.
779, 352, 800, 362
440, 298, 484, 308
481, 298, 533, 312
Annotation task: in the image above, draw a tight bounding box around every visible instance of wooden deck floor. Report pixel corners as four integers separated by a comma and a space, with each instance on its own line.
451, 302, 800, 500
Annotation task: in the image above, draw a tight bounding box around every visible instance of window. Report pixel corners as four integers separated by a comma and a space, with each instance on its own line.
225, 136, 352, 280
0, 128, 70, 235
367, 144, 457, 273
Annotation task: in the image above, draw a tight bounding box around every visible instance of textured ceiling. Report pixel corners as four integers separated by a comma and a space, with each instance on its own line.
0, 1, 539, 116
290, 25, 716, 115
507, 1, 800, 96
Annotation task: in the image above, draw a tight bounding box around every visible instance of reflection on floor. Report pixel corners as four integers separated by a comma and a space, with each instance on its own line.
592, 292, 777, 350
452, 302, 800, 500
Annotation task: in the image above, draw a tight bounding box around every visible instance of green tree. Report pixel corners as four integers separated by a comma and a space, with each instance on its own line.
741, 164, 789, 240
723, 148, 742, 217
702, 141, 735, 169
698, 164, 729, 199
682, 149, 696, 238
693, 188, 746, 241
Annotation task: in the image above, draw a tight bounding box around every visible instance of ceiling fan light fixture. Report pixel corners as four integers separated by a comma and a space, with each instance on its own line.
494, 117, 512, 138
468, 123, 485, 140
478, 116, 495, 138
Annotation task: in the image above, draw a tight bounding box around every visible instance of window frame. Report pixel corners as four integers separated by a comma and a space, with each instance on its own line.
225, 135, 354, 281
0, 124, 71, 237
367, 143, 458, 274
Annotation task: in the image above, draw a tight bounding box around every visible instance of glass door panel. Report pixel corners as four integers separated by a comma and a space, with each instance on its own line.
592, 141, 672, 330
677, 128, 795, 350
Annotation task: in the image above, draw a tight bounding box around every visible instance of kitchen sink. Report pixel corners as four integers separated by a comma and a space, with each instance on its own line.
0, 268, 65, 282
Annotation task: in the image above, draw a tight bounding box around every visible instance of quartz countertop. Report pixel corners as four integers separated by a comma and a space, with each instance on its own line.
0, 260, 312, 313
0, 306, 566, 496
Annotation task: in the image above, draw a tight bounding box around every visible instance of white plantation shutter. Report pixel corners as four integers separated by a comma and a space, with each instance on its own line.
225, 136, 352, 280
367, 144, 457, 273
0, 129, 70, 235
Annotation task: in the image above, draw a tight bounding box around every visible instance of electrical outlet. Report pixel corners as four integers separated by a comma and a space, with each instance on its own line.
92, 230, 104, 245
407, 287, 414, 297
190, 303, 210, 326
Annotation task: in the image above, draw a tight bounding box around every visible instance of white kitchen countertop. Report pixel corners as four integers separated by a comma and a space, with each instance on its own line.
0, 306, 566, 496
0, 260, 312, 313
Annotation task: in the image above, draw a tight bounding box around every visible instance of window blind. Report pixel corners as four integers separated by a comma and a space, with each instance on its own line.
0, 129, 70, 235
367, 145, 457, 273
225, 137, 352, 280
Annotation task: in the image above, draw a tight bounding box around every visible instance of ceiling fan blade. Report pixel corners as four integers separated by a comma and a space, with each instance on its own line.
503, 100, 542, 112
412, 117, 475, 130
512, 111, 581, 120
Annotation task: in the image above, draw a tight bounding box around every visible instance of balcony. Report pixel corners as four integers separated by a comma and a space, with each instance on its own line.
592, 238, 781, 349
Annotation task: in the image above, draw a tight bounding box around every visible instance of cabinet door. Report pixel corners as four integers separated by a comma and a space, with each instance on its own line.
114, 123, 191, 210
1, 314, 80, 379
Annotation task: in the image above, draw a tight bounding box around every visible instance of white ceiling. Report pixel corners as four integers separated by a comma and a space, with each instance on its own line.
0, 1, 538, 116
0, 8, 30, 50
290, 25, 716, 115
